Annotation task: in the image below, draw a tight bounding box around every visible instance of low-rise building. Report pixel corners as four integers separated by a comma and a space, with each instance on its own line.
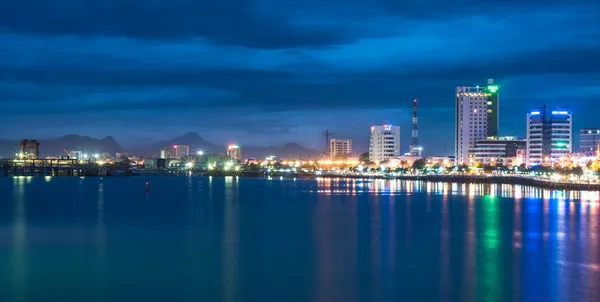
428, 156, 455, 167
330, 139, 352, 158
469, 136, 526, 164
227, 145, 242, 161
144, 158, 166, 170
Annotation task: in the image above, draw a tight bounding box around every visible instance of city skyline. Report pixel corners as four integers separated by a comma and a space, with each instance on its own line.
1, 1, 599, 155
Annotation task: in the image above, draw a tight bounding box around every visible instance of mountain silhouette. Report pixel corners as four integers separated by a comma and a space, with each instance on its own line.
136, 132, 221, 156
0, 135, 125, 158
138, 133, 322, 159
0, 133, 323, 160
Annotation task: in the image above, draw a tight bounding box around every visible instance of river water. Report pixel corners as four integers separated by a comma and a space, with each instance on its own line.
1, 176, 599, 302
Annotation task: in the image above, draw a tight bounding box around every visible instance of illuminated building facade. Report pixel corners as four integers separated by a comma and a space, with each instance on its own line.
160, 144, 190, 159
369, 125, 400, 163
455, 79, 499, 164
227, 145, 242, 161
330, 139, 352, 158
526, 105, 572, 165
469, 136, 526, 164
580, 128, 600, 156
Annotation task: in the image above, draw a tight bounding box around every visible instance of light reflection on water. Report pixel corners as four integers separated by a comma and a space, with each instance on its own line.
314, 178, 600, 202
1, 176, 599, 302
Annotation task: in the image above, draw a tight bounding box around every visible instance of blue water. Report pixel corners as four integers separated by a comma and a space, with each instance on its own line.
1, 176, 599, 302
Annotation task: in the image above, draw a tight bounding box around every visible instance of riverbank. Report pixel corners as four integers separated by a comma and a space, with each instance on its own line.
318, 174, 600, 191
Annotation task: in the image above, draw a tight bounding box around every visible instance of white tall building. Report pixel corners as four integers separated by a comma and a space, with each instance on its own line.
526, 106, 572, 165
455, 79, 500, 164
369, 125, 400, 163
330, 139, 352, 157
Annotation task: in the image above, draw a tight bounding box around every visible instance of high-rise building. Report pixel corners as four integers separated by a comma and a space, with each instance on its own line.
409, 99, 422, 156
330, 139, 352, 158
369, 125, 400, 163
455, 79, 499, 164
227, 144, 242, 161
580, 128, 600, 156
469, 136, 526, 163
160, 144, 190, 159
526, 106, 572, 165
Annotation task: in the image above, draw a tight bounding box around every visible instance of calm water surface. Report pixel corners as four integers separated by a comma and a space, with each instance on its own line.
1, 176, 599, 302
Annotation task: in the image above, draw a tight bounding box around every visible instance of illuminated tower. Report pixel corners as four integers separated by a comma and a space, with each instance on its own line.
409, 99, 422, 156
455, 79, 499, 164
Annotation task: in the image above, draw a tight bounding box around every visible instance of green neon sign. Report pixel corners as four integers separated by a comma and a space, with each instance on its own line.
487, 85, 499, 93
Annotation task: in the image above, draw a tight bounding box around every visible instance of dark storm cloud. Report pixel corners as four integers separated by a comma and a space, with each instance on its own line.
0, 0, 349, 49
0, 0, 599, 151
2, 43, 599, 114
1, 0, 595, 49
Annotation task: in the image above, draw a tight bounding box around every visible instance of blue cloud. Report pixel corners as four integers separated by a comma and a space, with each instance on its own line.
0, 0, 599, 154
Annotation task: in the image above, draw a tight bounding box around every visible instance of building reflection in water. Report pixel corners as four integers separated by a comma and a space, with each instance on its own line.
313, 178, 600, 300
315, 178, 600, 203
439, 194, 450, 302
314, 179, 359, 301
95, 182, 106, 299
12, 177, 27, 302
223, 176, 239, 302
464, 188, 477, 302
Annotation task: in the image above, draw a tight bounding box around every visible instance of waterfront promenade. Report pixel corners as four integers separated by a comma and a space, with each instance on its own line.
318, 173, 600, 191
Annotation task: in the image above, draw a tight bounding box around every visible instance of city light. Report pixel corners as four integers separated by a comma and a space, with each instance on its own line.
93, 153, 99, 159
185, 162, 194, 169
556, 142, 568, 148
487, 85, 499, 93
197, 150, 204, 156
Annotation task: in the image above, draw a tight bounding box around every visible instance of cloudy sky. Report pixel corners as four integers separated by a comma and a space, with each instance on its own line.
1, 0, 599, 154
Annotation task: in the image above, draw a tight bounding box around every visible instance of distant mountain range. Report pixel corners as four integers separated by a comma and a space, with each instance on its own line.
135, 132, 322, 159
0, 132, 322, 160
0, 135, 124, 158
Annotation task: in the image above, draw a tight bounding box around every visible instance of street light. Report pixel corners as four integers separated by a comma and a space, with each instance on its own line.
185, 162, 194, 169
197, 150, 204, 156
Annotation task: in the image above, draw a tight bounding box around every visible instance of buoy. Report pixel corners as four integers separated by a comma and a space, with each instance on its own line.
145, 181, 150, 192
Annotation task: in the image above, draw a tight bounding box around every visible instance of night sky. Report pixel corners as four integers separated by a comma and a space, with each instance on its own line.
1, 1, 599, 154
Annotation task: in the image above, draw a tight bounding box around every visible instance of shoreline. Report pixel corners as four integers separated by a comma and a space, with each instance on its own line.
317, 174, 600, 191
4, 171, 600, 191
